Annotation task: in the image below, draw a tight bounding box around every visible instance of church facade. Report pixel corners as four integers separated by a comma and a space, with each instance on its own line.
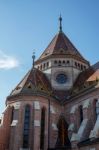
0, 17, 99, 150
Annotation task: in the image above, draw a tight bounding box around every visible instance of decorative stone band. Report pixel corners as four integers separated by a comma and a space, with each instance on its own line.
34, 120, 40, 127
10, 102, 21, 109
34, 101, 40, 110
52, 123, 58, 131
11, 120, 18, 126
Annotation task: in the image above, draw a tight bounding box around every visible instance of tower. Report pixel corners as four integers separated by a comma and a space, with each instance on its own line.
35, 16, 89, 91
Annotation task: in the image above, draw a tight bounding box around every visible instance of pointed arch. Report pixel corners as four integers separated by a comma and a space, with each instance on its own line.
40, 107, 46, 150
56, 115, 71, 148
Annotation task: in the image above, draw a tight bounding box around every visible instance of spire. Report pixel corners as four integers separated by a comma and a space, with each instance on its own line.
32, 51, 35, 68
59, 14, 62, 32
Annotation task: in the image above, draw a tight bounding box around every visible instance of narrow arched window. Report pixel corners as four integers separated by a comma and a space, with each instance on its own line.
63, 60, 65, 64
40, 107, 46, 150
58, 60, 61, 66
54, 60, 57, 64
75, 62, 77, 67
81, 64, 83, 70
11, 106, 14, 123
95, 100, 99, 119
47, 62, 49, 67
23, 105, 30, 148
79, 105, 83, 124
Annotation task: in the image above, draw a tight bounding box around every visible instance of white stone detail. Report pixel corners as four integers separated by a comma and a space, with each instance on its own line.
83, 99, 90, 109
0, 114, 4, 126
52, 123, 58, 131
50, 105, 55, 114
71, 133, 78, 142
70, 105, 77, 114
68, 123, 74, 131
11, 120, 18, 126
13, 102, 21, 109
34, 120, 40, 127
34, 101, 40, 110
77, 119, 88, 140
89, 116, 99, 138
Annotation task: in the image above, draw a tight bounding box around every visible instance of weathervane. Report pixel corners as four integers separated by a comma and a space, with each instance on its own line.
32, 50, 35, 68
59, 14, 62, 32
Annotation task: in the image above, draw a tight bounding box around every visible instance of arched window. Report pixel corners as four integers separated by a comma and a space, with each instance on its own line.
47, 62, 49, 68
95, 99, 99, 119
54, 60, 57, 64
11, 106, 14, 123
23, 105, 30, 148
63, 60, 65, 64
40, 65, 42, 70
40, 107, 46, 150
78, 63, 80, 69
67, 60, 70, 64
81, 64, 83, 70
75, 62, 77, 67
43, 63, 45, 69
56, 116, 71, 148
84, 66, 86, 70
58, 60, 61, 66
79, 105, 83, 124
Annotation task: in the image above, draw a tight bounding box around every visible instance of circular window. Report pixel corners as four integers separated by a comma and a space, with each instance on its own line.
56, 74, 67, 84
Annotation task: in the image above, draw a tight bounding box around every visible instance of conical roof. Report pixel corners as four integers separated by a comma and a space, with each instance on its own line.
8, 68, 52, 97
35, 31, 89, 64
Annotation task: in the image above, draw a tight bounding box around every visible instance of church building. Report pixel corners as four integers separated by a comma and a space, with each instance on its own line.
0, 16, 99, 150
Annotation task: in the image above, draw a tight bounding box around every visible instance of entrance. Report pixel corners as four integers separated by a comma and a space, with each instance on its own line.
55, 116, 71, 149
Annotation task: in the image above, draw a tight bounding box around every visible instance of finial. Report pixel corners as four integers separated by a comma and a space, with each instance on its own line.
32, 50, 35, 68
59, 14, 62, 32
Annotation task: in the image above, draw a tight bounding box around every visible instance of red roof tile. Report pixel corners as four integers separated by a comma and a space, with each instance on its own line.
36, 32, 88, 64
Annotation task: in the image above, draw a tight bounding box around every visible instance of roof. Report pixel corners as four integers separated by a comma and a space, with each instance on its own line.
35, 31, 89, 64
9, 68, 52, 97
74, 62, 99, 88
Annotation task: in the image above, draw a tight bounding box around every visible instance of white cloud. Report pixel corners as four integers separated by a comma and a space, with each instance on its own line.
0, 50, 19, 69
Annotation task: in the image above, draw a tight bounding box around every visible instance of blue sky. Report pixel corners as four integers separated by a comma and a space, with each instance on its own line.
0, 0, 99, 114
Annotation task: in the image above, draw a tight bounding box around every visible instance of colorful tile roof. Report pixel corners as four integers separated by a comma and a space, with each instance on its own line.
10, 68, 52, 97
36, 32, 88, 64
